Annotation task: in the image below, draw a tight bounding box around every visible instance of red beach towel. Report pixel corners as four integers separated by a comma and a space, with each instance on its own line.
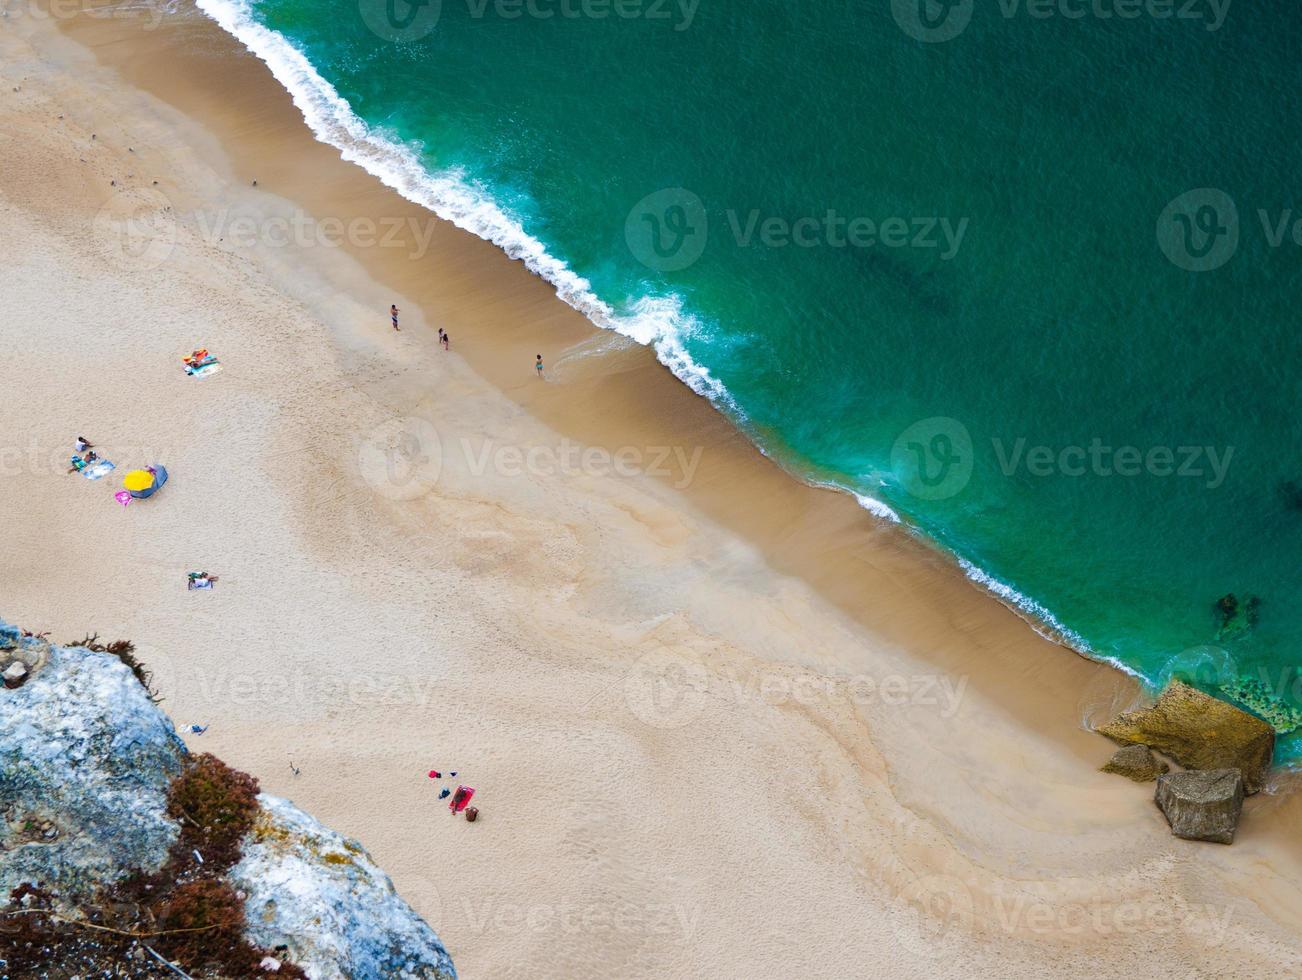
449, 785, 475, 814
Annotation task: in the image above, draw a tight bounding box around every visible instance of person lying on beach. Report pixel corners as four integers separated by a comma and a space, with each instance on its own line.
187, 572, 217, 590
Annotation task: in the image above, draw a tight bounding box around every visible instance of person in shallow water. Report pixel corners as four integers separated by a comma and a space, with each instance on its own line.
535, 354, 544, 377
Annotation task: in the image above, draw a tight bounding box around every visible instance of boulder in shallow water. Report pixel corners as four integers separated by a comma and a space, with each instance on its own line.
1098, 680, 1274, 794
1155, 769, 1244, 844
1101, 743, 1169, 782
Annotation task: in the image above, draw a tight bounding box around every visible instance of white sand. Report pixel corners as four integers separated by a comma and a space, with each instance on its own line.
3, 9, 1302, 977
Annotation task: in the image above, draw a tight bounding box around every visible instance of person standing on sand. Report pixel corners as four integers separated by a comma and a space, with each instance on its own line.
390, 304, 400, 331
442, 332, 450, 351
438, 327, 445, 344
535, 354, 544, 378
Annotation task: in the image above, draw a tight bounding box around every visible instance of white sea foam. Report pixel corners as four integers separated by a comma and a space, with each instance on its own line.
194, 0, 734, 415
954, 556, 1122, 665
852, 492, 902, 524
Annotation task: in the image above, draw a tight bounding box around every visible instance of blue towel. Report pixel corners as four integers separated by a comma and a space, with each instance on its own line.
83, 459, 115, 480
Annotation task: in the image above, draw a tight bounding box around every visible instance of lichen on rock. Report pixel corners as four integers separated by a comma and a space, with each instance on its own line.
1100, 743, 1169, 782
0, 637, 184, 903
1155, 769, 1245, 844
1098, 680, 1274, 794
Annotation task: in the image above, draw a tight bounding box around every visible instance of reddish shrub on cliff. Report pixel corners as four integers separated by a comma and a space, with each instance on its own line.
166, 753, 260, 873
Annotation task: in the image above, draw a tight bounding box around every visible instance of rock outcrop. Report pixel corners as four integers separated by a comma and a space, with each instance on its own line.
0, 617, 455, 979
1100, 744, 1169, 782
234, 797, 456, 980
1098, 680, 1274, 794
0, 631, 184, 902
1155, 769, 1245, 844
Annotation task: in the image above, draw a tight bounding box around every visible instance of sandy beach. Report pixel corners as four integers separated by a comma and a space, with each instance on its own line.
4, 3, 1302, 976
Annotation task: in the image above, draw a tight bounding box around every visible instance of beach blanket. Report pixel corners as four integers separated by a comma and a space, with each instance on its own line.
449, 785, 475, 814
186, 359, 223, 379
183, 349, 222, 378
82, 458, 115, 480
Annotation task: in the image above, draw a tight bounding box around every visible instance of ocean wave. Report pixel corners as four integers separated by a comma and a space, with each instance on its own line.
193, 0, 736, 417
852, 492, 902, 524
954, 556, 1109, 665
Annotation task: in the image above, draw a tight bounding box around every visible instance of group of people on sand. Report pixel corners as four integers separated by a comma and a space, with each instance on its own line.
390, 304, 547, 375
391, 304, 451, 349
66, 435, 100, 473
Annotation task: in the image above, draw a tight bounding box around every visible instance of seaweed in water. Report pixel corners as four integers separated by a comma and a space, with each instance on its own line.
1279, 479, 1302, 512
1218, 676, 1302, 735
1215, 594, 1261, 640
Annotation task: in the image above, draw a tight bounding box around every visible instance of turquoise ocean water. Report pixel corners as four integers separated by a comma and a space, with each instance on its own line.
197, 0, 1302, 755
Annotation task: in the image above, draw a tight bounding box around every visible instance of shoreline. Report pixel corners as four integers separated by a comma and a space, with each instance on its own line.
5, 3, 1302, 975
51, 0, 1129, 757
194, 0, 1106, 684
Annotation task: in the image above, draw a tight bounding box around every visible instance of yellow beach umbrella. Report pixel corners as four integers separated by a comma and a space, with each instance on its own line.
123, 470, 154, 492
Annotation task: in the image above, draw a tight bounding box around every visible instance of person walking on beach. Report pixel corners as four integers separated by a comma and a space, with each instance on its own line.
390, 304, 400, 331
535, 354, 544, 378
442, 331, 450, 351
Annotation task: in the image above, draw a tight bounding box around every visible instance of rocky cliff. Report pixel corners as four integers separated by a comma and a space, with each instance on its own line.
0, 619, 455, 980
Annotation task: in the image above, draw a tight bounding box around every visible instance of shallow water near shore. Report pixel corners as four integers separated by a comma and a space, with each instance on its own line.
196, 0, 1302, 753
